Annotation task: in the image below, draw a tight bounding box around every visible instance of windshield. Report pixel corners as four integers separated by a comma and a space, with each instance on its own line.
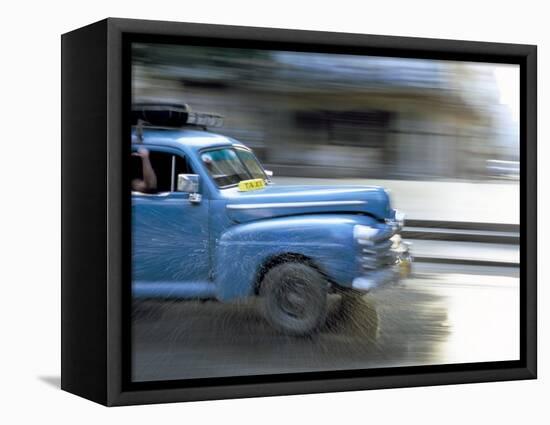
201, 147, 267, 187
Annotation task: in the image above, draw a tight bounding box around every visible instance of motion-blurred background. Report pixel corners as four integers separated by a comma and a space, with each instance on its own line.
132, 43, 519, 223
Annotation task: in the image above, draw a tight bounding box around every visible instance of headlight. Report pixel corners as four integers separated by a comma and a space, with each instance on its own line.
353, 225, 378, 245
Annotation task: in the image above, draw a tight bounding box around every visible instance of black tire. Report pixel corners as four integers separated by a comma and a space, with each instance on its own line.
260, 262, 328, 336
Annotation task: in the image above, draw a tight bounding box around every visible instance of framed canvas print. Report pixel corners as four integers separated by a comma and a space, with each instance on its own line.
61, 18, 537, 406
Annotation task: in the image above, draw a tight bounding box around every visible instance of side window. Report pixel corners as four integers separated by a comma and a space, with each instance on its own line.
132, 150, 193, 193
148, 151, 173, 192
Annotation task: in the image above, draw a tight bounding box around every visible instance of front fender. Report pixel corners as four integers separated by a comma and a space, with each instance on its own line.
214, 214, 379, 301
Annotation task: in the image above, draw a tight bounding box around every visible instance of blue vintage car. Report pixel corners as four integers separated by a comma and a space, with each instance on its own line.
131, 104, 411, 335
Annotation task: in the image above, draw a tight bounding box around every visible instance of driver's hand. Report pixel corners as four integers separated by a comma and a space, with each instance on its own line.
132, 147, 149, 158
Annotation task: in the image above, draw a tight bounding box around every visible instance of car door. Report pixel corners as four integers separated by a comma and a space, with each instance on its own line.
132, 148, 210, 293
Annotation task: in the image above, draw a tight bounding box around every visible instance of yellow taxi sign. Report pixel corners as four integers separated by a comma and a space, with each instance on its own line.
238, 178, 266, 192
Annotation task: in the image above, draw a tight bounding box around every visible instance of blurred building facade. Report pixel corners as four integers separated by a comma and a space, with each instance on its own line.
133, 45, 519, 180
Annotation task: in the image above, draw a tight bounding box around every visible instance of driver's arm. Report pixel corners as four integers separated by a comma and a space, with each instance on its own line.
132, 148, 157, 192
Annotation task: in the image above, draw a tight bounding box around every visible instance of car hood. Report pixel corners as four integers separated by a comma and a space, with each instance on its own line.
223, 184, 391, 223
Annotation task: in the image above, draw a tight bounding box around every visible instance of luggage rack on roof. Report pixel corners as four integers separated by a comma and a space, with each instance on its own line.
131, 103, 224, 130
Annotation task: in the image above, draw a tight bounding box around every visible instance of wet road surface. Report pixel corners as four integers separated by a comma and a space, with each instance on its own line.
132, 263, 519, 382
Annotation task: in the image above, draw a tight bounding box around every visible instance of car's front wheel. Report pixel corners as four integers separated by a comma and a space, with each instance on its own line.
260, 262, 328, 336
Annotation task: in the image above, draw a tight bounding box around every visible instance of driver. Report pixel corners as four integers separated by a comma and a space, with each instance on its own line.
132, 147, 157, 193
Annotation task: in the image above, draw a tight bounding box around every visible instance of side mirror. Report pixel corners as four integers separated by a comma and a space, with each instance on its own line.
177, 174, 201, 203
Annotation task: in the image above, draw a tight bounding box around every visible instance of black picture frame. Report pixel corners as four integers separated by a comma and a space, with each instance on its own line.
61, 17, 537, 406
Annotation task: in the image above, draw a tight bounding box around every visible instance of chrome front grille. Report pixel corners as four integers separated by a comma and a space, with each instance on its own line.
354, 218, 412, 280
359, 237, 396, 271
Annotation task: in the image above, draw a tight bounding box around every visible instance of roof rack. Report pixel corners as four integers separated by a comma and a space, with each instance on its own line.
131, 103, 224, 129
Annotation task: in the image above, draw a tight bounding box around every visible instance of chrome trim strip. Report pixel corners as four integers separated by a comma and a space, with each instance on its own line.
226, 200, 367, 210
170, 155, 175, 192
